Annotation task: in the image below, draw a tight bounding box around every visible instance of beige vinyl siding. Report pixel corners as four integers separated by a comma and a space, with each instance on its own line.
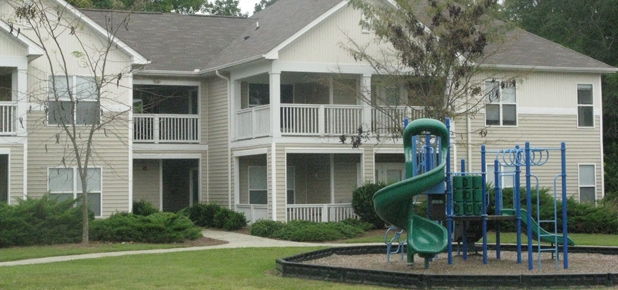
362, 147, 374, 183
28, 112, 131, 217
0, 32, 27, 57
206, 78, 230, 207
2, 144, 25, 204
333, 154, 359, 203
278, 4, 387, 64
274, 144, 286, 221
132, 159, 161, 208
200, 81, 209, 144
464, 114, 602, 201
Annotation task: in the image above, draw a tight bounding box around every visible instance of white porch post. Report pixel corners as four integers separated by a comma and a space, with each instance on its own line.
269, 72, 281, 138
231, 80, 241, 141
360, 74, 372, 133
16, 67, 28, 137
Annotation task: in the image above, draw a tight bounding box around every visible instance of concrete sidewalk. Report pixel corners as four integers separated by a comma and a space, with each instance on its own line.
0, 230, 380, 267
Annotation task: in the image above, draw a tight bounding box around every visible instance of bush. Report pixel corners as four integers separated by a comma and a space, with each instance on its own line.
90, 212, 202, 243
249, 219, 286, 237
182, 203, 222, 227
352, 182, 387, 229
0, 196, 87, 248
133, 200, 159, 216
211, 208, 247, 230
340, 218, 374, 231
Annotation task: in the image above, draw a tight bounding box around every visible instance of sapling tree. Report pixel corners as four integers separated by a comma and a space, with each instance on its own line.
4, 0, 137, 244
341, 0, 519, 145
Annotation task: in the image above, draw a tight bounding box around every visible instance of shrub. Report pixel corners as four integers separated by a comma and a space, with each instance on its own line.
90, 212, 202, 243
352, 182, 387, 229
212, 208, 247, 230
340, 218, 374, 231
0, 196, 87, 248
133, 200, 159, 216
249, 219, 286, 237
182, 203, 222, 227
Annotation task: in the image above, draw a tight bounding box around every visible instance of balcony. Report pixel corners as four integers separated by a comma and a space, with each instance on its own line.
0, 102, 17, 136
235, 104, 426, 140
133, 114, 199, 143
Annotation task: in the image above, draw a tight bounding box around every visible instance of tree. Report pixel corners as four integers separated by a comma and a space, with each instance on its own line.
204, 0, 246, 16
67, 0, 206, 13
253, 0, 278, 13
5, 0, 136, 244
502, 0, 618, 197
343, 0, 514, 142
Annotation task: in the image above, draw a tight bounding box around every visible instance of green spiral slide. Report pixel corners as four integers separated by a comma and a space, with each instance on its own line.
373, 119, 449, 268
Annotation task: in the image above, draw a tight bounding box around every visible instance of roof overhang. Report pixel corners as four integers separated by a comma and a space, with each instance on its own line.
0, 20, 45, 62
481, 64, 618, 74
53, 0, 149, 66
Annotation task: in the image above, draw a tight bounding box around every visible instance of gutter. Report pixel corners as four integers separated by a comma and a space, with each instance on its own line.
480, 64, 618, 74
215, 70, 233, 210
199, 55, 265, 76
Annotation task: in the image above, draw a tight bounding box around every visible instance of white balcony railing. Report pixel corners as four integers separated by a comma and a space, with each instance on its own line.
236, 204, 268, 224
235, 104, 426, 140
236, 105, 270, 140
286, 203, 357, 223
372, 106, 426, 135
0, 102, 16, 135
133, 114, 199, 143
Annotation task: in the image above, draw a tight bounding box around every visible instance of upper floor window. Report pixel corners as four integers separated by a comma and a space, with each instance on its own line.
577, 84, 593, 127
485, 80, 516, 126
48, 76, 100, 125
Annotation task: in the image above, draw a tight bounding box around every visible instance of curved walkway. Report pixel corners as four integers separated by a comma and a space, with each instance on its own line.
0, 230, 380, 267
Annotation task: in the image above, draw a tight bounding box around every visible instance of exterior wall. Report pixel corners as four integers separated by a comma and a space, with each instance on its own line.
333, 154, 360, 203
1, 144, 25, 204
207, 77, 231, 207
133, 159, 161, 208
278, 4, 387, 65
238, 154, 266, 204
0, 32, 26, 57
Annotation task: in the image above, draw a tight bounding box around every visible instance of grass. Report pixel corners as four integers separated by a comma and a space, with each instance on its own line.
0, 247, 385, 290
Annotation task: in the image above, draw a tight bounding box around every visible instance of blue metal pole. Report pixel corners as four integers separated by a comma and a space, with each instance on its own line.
446, 118, 453, 265
561, 142, 569, 269
515, 145, 522, 264
481, 145, 488, 264
525, 142, 533, 270
494, 159, 501, 259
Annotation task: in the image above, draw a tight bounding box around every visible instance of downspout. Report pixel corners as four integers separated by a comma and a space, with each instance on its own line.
215, 70, 232, 209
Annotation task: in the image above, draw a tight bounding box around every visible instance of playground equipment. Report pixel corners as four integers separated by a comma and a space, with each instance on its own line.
384, 225, 405, 261
373, 118, 572, 270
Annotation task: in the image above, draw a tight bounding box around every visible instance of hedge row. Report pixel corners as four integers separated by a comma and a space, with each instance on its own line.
249, 219, 371, 242
180, 203, 247, 230
90, 212, 202, 243
0, 196, 88, 247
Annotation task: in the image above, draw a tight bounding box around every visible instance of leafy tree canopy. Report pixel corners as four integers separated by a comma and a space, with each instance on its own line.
253, 0, 278, 13
204, 0, 247, 16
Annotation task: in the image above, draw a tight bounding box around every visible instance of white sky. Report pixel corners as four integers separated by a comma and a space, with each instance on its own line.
238, 0, 261, 15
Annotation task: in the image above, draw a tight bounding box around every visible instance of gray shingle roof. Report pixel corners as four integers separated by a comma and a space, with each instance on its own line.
81, 10, 251, 71
81, 0, 615, 73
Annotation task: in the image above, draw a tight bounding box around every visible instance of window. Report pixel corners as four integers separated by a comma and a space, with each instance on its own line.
248, 166, 267, 204
578, 164, 596, 204
485, 80, 516, 126
48, 76, 99, 125
48, 167, 102, 216
578, 84, 593, 127
486, 164, 515, 188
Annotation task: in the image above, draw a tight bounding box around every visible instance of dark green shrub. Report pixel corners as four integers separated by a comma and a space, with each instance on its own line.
0, 196, 87, 248
270, 220, 364, 242
212, 208, 247, 230
340, 218, 374, 231
352, 182, 387, 229
90, 212, 201, 243
182, 203, 221, 227
249, 219, 286, 237
133, 200, 159, 216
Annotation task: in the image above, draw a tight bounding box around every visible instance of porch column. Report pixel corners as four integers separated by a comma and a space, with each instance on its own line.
16, 67, 28, 137
360, 74, 372, 134
269, 72, 281, 138
230, 80, 241, 141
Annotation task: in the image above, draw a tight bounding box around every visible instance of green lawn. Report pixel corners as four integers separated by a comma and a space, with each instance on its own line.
0, 247, 385, 290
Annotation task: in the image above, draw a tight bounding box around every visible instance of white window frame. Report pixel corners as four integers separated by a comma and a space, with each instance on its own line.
248, 166, 267, 204
485, 80, 517, 127
47, 167, 103, 217
578, 164, 596, 204
47, 75, 100, 126
486, 164, 515, 188
577, 84, 594, 128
